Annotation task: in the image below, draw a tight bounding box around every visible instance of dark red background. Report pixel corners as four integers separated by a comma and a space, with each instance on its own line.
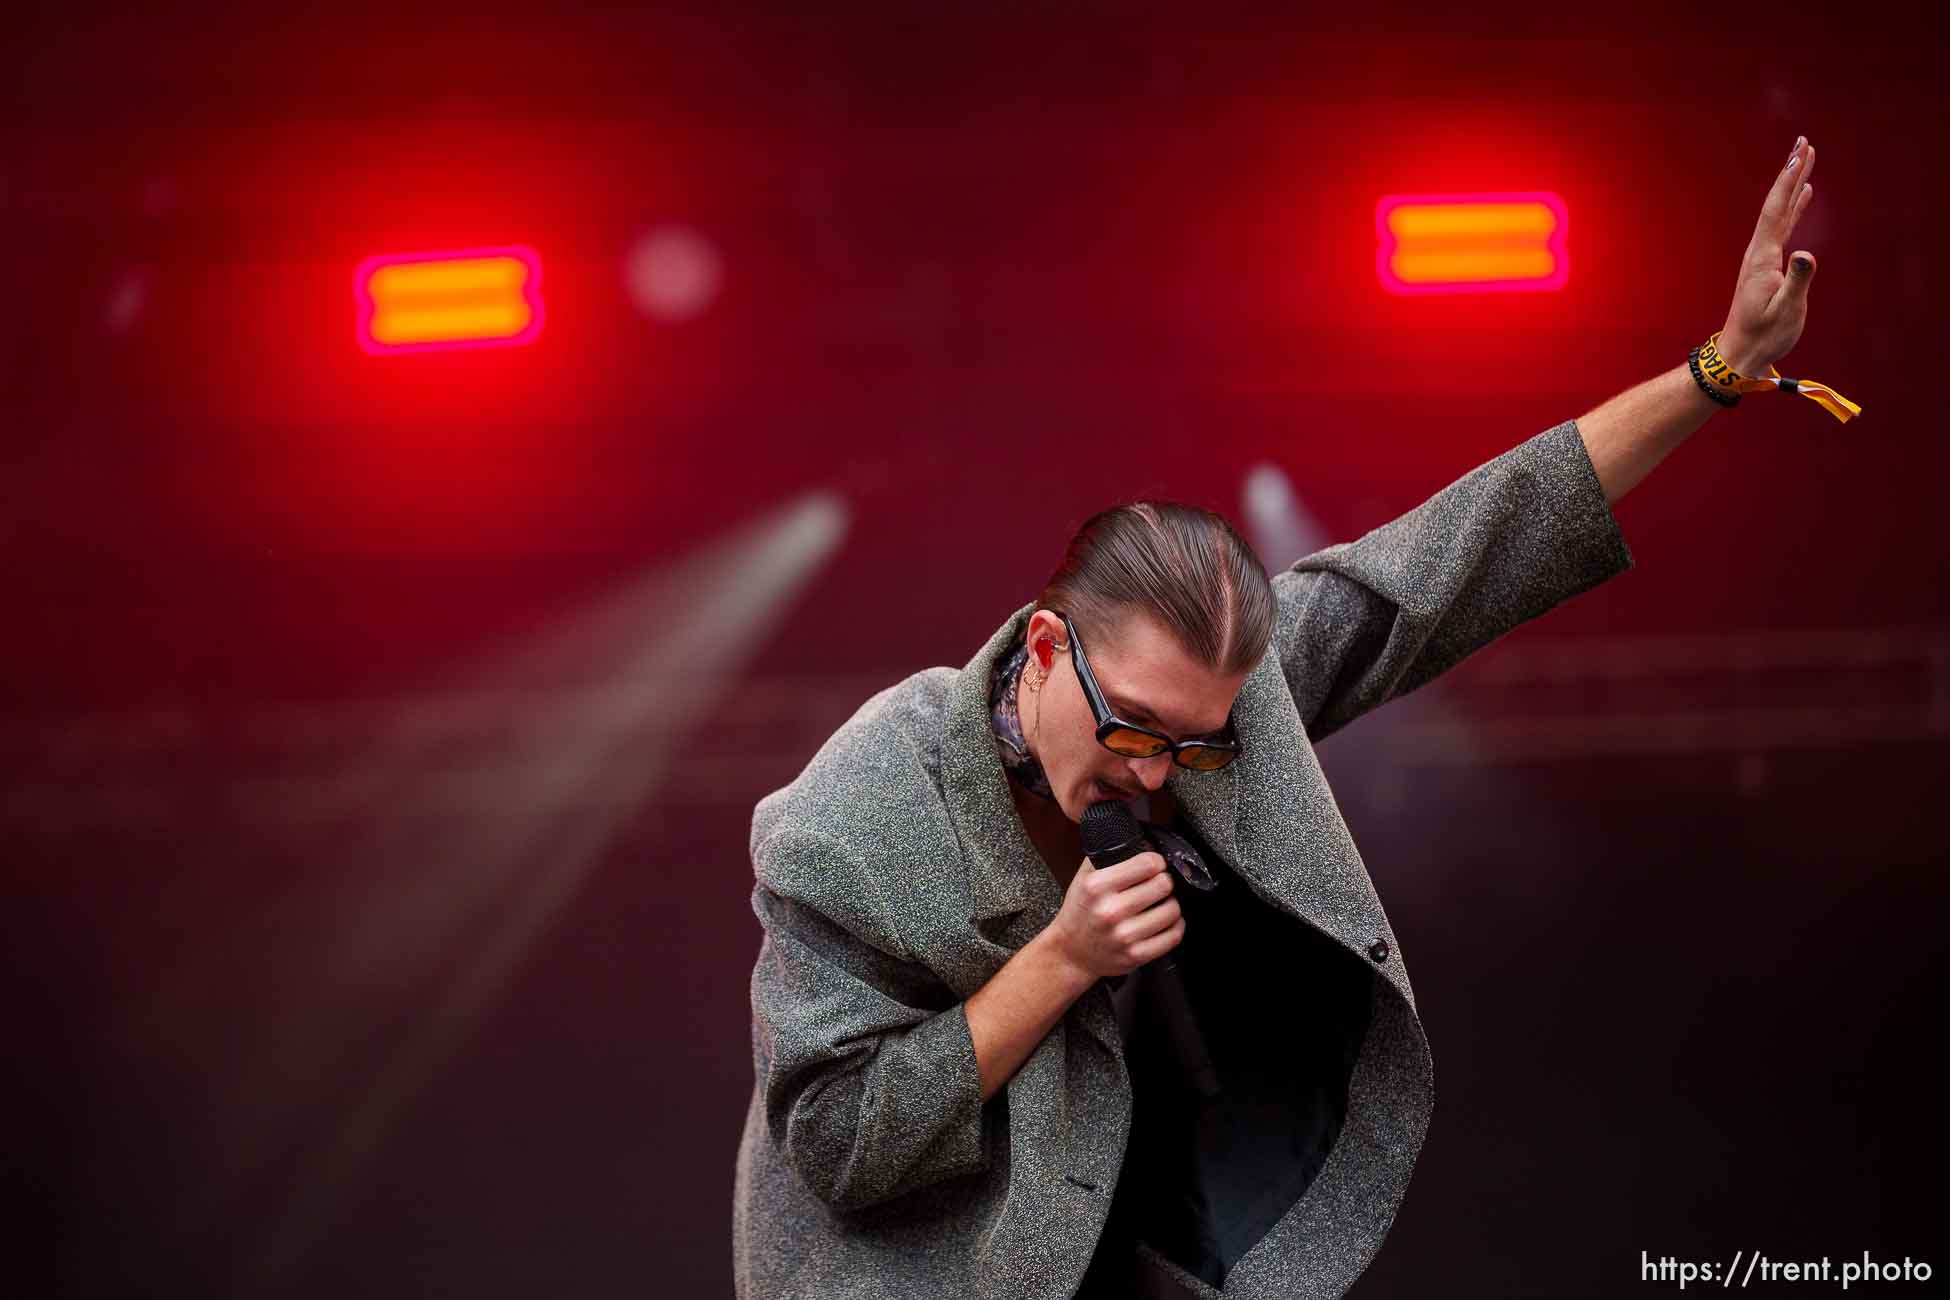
8, 3, 1944, 1296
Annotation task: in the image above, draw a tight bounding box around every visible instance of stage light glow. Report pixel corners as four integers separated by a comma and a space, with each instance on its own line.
354, 245, 544, 354
1241, 462, 1330, 573
102, 267, 152, 335
625, 223, 723, 322
1375, 192, 1569, 295
119, 490, 848, 1286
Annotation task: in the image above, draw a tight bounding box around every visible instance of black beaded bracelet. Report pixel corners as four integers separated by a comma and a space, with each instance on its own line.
1688, 346, 1741, 407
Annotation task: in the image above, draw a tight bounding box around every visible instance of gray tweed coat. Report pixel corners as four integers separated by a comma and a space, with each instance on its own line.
732, 418, 1634, 1299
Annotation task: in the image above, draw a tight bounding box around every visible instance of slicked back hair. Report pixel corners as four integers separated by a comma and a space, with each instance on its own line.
1035, 500, 1275, 678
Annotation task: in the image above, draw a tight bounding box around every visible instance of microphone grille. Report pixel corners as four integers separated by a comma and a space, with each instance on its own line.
1080, 799, 1141, 859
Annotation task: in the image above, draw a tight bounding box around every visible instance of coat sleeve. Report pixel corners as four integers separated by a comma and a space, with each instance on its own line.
1274, 417, 1634, 744
748, 825, 992, 1213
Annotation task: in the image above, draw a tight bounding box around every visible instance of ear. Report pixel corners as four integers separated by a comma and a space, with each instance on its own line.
1026, 608, 1063, 669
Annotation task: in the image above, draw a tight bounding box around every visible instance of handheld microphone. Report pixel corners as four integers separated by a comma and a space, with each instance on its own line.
1079, 801, 1221, 1100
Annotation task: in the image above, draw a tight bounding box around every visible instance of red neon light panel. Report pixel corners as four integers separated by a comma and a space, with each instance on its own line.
355, 245, 545, 354
1375, 193, 1568, 295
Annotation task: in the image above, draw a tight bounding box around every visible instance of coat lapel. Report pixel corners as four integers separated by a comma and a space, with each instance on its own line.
938, 604, 1065, 951
1198, 643, 1414, 1006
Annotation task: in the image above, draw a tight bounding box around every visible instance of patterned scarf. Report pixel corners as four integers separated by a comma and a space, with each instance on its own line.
987, 636, 1056, 801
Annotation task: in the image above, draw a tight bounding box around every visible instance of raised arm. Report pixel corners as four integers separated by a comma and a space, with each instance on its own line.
1274, 418, 1632, 745
1277, 135, 1832, 743
1579, 136, 1825, 505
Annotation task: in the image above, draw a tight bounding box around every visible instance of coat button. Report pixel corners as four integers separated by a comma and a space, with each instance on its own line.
1368, 939, 1390, 963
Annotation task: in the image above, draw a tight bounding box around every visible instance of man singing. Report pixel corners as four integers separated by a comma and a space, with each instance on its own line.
732, 137, 1852, 1298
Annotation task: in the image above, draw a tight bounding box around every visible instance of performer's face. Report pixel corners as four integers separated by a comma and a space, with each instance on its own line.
1022, 608, 1248, 825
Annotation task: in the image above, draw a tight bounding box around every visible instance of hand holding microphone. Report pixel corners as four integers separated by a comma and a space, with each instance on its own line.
1049, 801, 1221, 1099
1047, 840, 1184, 979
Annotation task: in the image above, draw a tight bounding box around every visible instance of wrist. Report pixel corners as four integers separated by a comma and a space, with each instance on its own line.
1028, 927, 1098, 995
1715, 328, 1767, 378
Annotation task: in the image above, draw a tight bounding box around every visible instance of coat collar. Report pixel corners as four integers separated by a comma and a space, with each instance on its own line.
939, 604, 1058, 937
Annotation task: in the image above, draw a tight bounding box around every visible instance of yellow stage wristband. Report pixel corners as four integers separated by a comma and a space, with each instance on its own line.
1697, 330, 1863, 423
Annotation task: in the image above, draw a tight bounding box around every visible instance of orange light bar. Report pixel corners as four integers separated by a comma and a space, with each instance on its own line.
1375, 192, 1568, 295
355, 245, 545, 354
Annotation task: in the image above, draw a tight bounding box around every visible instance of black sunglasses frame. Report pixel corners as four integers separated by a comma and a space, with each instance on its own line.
1053, 610, 1244, 771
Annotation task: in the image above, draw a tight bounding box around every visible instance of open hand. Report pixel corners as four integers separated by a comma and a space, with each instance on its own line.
1719, 136, 1819, 375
